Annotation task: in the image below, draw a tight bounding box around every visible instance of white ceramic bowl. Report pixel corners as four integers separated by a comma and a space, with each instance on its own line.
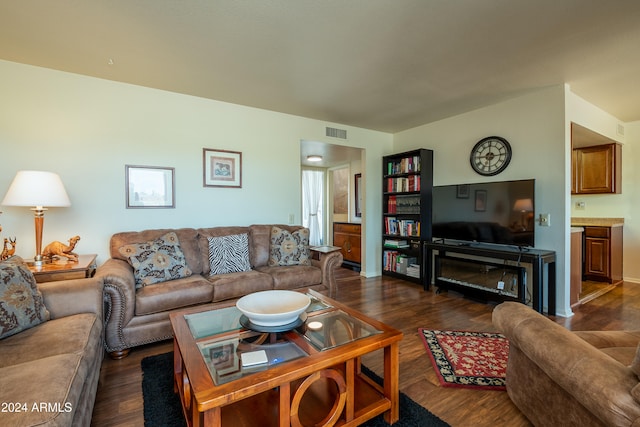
236, 290, 311, 327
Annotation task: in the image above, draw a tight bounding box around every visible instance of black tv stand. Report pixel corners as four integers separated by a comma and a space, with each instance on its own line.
424, 241, 556, 315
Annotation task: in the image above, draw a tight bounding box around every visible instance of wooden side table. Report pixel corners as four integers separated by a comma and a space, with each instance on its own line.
310, 245, 341, 261
27, 254, 97, 283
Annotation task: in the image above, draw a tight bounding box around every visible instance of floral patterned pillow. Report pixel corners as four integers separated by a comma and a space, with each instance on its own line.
0, 256, 50, 339
118, 232, 192, 288
268, 226, 311, 266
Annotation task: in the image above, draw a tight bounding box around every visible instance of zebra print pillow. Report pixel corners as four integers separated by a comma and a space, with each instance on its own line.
207, 233, 251, 275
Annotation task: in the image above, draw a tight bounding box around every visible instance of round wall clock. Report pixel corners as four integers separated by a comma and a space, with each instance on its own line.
470, 136, 512, 176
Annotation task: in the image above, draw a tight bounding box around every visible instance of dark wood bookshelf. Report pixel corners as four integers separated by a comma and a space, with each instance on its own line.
382, 148, 433, 284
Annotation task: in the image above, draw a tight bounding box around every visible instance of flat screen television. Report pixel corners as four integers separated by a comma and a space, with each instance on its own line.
432, 179, 535, 247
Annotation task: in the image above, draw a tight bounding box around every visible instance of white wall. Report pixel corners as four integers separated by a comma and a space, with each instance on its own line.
3, 59, 633, 303
622, 121, 640, 282
568, 90, 640, 283
393, 86, 571, 316
0, 60, 392, 270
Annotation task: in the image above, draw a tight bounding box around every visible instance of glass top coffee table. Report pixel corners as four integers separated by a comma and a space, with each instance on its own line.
169, 289, 403, 427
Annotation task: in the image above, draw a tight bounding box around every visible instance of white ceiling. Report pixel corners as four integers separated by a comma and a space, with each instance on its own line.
300, 140, 363, 168
1, 1, 639, 133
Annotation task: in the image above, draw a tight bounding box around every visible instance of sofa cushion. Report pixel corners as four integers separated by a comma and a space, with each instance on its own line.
0, 353, 82, 426
208, 233, 251, 275
268, 226, 311, 266
0, 256, 50, 339
118, 231, 193, 288
208, 270, 273, 302
255, 265, 322, 290
0, 313, 99, 368
135, 275, 214, 316
598, 346, 638, 366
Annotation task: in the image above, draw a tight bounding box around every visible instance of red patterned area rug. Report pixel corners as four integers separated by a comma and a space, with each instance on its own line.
419, 329, 509, 391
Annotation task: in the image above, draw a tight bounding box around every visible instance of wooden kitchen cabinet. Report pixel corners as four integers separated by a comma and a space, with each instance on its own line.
572, 143, 622, 194
333, 222, 361, 267
584, 225, 623, 283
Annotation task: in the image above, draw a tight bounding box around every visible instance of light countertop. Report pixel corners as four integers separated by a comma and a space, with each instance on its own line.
571, 217, 624, 227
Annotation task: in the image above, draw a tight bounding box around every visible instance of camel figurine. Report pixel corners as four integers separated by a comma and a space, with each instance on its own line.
43, 235, 81, 262
1, 237, 16, 260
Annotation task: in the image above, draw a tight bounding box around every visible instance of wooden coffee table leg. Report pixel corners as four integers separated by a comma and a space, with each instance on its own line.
384, 342, 400, 424
345, 358, 355, 422
279, 382, 291, 427
202, 407, 221, 427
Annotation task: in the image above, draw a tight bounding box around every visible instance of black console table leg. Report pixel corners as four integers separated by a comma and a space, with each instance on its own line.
532, 257, 543, 313
547, 261, 556, 316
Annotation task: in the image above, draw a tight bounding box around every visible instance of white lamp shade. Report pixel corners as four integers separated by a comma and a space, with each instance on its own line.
2, 170, 71, 208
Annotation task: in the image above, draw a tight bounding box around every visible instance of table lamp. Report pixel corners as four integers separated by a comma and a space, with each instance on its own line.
1, 170, 71, 266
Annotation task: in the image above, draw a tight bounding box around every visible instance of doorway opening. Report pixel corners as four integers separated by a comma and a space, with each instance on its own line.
300, 140, 364, 272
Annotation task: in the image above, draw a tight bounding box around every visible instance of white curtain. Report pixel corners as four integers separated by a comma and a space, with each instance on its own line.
302, 169, 324, 246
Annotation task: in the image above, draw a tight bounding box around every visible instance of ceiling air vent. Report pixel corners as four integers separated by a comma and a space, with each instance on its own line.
326, 127, 347, 139
617, 123, 625, 137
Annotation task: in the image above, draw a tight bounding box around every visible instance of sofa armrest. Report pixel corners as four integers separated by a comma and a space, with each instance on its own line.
94, 258, 137, 353
574, 330, 640, 349
38, 277, 103, 320
311, 249, 343, 297
493, 302, 640, 426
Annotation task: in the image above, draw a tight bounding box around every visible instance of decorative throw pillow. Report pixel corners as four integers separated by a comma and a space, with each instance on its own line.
118, 232, 192, 288
0, 256, 50, 339
268, 226, 311, 266
207, 233, 251, 275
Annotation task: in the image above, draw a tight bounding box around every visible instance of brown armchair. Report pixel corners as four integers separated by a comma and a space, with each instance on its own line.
493, 302, 640, 426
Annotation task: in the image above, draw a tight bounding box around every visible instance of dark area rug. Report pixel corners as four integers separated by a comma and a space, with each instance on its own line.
142, 352, 450, 427
419, 329, 508, 391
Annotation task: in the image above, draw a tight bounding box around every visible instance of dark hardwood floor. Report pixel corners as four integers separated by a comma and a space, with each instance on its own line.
91, 267, 640, 427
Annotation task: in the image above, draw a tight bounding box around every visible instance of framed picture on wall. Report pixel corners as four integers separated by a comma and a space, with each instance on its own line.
125, 165, 175, 208
332, 167, 348, 214
203, 148, 242, 188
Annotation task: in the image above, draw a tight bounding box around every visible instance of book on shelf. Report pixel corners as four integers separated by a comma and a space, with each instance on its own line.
386, 175, 421, 192
383, 252, 420, 277
384, 217, 421, 237
383, 250, 399, 272
395, 194, 420, 214
386, 155, 422, 175
406, 263, 421, 278
387, 195, 397, 213
395, 255, 417, 274
384, 239, 409, 248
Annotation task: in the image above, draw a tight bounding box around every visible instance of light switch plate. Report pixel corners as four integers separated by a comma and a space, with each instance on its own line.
538, 213, 550, 226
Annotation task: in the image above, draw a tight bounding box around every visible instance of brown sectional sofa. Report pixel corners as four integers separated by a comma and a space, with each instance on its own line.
0, 260, 104, 427
493, 302, 640, 426
96, 224, 343, 359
